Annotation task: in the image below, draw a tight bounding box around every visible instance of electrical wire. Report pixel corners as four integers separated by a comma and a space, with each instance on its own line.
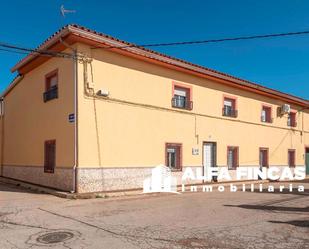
0, 48, 29, 55
1, 29, 309, 57
97, 30, 309, 49
0, 42, 76, 58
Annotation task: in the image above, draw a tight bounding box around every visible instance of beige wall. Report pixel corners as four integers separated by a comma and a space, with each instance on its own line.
0, 41, 307, 192
2, 55, 74, 168
76, 43, 309, 168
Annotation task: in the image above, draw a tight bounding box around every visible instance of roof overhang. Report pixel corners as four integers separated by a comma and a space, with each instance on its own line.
10, 24, 309, 107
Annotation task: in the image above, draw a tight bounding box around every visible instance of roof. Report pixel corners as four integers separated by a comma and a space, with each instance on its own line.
8, 24, 309, 107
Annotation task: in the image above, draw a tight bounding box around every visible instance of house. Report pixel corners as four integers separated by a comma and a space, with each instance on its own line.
0, 24, 308, 193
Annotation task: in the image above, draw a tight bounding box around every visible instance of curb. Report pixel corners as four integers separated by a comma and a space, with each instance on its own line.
0, 176, 277, 200
0, 177, 74, 199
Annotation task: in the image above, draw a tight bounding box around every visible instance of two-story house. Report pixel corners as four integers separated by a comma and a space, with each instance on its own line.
0, 24, 308, 193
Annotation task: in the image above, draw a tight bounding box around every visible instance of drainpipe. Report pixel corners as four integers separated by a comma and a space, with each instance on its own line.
59, 38, 79, 193
73, 50, 79, 193
0, 97, 4, 177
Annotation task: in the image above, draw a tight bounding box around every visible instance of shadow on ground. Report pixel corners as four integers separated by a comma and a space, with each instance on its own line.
269, 220, 309, 228
224, 204, 309, 212
224, 180, 309, 214
0, 182, 41, 195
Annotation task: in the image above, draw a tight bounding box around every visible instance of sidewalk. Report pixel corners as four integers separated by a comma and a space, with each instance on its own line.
0, 176, 276, 199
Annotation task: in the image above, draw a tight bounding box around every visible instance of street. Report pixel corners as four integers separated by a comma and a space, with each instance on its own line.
0, 180, 308, 249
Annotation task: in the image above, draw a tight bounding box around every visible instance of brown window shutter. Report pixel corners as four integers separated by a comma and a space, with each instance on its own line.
263, 107, 270, 122
288, 150, 295, 167
235, 147, 239, 168
292, 113, 296, 127
265, 150, 269, 167
44, 140, 56, 173
263, 151, 266, 166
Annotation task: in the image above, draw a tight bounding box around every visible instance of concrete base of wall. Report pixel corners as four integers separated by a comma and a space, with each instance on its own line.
2, 165, 73, 192
1, 165, 304, 193
77, 166, 203, 193
76, 165, 304, 193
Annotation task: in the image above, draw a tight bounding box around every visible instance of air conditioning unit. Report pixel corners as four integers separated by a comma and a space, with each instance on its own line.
280, 104, 290, 115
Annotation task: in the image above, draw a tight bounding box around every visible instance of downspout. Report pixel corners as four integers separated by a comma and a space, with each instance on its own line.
0, 97, 4, 177
59, 38, 79, 193
60, 38, 97, 193
73, 50, 78, 193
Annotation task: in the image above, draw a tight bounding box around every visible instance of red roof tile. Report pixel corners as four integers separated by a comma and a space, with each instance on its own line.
10, 24, 309, 106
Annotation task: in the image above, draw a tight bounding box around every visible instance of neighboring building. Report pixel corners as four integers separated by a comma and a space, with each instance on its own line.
0, 24, 308, 193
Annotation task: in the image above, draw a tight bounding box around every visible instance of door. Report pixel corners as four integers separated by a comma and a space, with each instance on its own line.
166, 144, 181, 170
259, 148, 269, 180
306, 148, 309, 176
259, 148, 269, 167
203, 142, 217, 182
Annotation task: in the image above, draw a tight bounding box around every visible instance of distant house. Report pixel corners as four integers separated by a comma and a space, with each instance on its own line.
0, 24, 308, 193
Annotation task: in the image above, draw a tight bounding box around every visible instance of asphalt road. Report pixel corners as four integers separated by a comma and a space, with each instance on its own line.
0, 180, 308, 249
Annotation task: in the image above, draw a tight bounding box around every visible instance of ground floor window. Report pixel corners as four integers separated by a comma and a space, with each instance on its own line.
288, 149, 295, 167
165, 143, 182, 170
259, 147, 269, 167
44, 140, 56, 173
227, 146, 239, 169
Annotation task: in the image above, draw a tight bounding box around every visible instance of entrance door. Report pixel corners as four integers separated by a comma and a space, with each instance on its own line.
306, 148, 309, 176
203, 142, 217, 182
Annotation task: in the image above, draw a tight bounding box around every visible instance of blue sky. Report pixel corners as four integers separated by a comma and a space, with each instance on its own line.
1, 0, 309, 99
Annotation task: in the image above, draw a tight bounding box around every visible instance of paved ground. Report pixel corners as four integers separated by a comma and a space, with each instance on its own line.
0, 180, 308, 249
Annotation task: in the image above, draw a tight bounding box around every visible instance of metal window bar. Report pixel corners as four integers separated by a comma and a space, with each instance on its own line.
43, 86, 58, 102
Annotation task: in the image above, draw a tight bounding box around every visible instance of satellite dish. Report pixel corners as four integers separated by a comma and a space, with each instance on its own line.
60, 5, 76, 17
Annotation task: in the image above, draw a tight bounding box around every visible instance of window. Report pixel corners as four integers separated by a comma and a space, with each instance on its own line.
165, 143, 182, 170
261, 105, 272, 123
259, 148, 269, 167
288, 149, 295, 167
222, 97, 237, 117
227, 146, 239, 170
0, 99, 4, 116
287, 112, 297, 127
44, 70, 58, 102
44, 140, 56, 173
171, 83, 192, 110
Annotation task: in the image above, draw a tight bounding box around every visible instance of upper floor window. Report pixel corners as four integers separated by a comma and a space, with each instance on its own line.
261, 105, 272, 123
222, 97, 237, 118
288, 149, 295, 167
171, 83, 193, 110
44, 69, 58, 102
165, 143, 182, 171
0, 99, 4, 116
227, 146, 239, 170
287, 111, 297, 127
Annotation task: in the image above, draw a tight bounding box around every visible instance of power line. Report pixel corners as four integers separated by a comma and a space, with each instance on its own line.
2, 29, 309, 58
0, 47, 74, 59
0, 42, 76, 59
98, 30, 309, 49
0, 48, 29, 55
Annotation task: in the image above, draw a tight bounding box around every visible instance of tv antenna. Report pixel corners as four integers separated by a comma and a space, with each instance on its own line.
60, 5, 76, 17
